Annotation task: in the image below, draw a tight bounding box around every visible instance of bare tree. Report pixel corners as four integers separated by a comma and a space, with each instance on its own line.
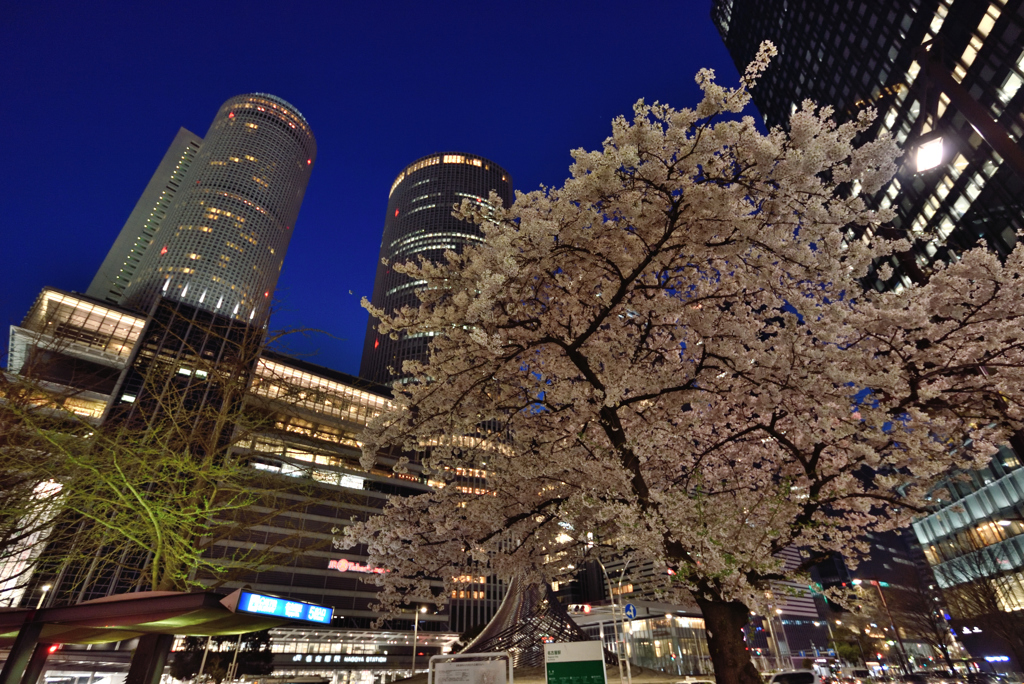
2, 298, 361, 604
939, 548, 1024, 667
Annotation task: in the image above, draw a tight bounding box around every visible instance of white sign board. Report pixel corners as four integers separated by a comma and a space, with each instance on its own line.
429, 653, 512, 684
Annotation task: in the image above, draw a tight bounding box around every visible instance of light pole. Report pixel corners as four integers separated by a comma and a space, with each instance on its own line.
411, 605, 427, 674
596, 558, 633, 684
35, 584, 51, 610
226, 633, 243, 681
855, 579, 910, 675
197, 636, 213, 683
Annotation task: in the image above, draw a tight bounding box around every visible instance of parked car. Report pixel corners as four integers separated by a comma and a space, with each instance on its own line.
764, 671, 818, 684
965, 675, 1006, 684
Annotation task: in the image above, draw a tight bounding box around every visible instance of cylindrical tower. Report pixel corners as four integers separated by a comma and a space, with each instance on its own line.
360, 152, 513, 385
120, 93, 316, 323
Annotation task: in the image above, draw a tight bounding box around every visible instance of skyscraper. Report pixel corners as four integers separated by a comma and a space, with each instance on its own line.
713, 0, 1024, 666
118, 94, 316, 324
87, 127, 203, 304
3, 96, 468, 680
711, 0, 1023, 290
360, 153, 513, 385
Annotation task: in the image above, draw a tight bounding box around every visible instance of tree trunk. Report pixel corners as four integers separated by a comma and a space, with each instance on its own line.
938, 644, 955, 674
693, 593, 763, 684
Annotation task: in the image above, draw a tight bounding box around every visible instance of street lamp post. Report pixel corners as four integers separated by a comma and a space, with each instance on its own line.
596, 558, 633, 684
35, 584, 51, 610
858, 580, 910, 675
411, 605, 427, 675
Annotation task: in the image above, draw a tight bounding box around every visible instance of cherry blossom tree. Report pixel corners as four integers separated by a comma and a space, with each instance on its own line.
347, 43, 1024, 683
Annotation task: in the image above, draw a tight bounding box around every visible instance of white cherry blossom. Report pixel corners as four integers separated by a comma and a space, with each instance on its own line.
346, 43, 1024, 683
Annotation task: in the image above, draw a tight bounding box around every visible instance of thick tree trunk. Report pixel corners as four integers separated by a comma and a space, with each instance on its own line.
693, 593, 763, 684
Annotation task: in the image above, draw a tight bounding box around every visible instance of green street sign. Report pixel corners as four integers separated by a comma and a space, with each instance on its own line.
544, 642, 607, 684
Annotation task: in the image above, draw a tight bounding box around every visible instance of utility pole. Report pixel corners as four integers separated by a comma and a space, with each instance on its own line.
869, 580, 911, 675
411, 605, 426, 674
226, 633, 242, 681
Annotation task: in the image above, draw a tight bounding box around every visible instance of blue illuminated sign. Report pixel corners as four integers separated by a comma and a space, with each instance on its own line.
237, 591, 333, 624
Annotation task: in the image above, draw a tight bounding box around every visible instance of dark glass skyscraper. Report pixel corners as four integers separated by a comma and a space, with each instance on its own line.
711, 0, 1024, 290
360, 153, 513, 385
713, 0, 1024, 666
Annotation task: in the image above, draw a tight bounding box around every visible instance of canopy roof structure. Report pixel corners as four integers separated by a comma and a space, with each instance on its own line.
0, 590, 289, 646
0, 590, 318, 684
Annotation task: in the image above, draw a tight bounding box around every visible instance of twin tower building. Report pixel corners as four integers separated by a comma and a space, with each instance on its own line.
86, 93, 512, 382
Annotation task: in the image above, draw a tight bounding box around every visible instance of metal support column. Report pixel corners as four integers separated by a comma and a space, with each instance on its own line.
0, 618, 43, 684
125, 633, 174, 684
20, 643, 52, 684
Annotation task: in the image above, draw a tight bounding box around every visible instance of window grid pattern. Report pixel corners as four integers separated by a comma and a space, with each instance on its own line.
107, 134, 202, 303
21, 288, 145, 359
253, 358, 390, 426
360, 153, 513, 385
121, 94, 317, 323
712, 0, 1024, 289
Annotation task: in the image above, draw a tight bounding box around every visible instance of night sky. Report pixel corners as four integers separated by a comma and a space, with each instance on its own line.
1, 0, 741, 377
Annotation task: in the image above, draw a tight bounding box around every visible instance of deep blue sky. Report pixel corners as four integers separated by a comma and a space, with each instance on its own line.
0, 0, 741, 377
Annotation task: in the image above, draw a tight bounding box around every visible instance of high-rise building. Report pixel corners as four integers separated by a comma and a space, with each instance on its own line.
712, 0, 1024, 290
2, 96, 472, 680
713, 0, 1024, 667
118, 94, 316, 324
360, 153, 513, 385
86, 128, 203, 304
4, 287, 461, 677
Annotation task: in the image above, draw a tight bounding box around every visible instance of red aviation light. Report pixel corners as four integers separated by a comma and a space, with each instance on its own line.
395, 208, 399, 217
307, 158, 312, 165
160, 246, 168, 256
48, 644, 59, 653
374, 338, 379, 349
228, 112, 234, 118
264, 291, 269, 297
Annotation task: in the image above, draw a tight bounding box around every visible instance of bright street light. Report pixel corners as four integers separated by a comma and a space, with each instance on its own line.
916, 136, 944, 172
411, 605, 428, 674
36, 584, 51, 610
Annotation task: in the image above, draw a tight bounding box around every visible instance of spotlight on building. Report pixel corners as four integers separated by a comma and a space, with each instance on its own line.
915, 134, 944, 173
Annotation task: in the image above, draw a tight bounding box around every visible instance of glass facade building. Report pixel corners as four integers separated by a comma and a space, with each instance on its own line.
119, 94, 316, 324
5, 287, 458, 651
359, 153, 513, 386
713, 0, 1024, 667
712, 0, 1024, 291
87, 127, 203, 305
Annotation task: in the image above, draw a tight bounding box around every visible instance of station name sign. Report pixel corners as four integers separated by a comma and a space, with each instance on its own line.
238, 591, 333, 624
329, 558, 387, 574
290, 654, 388, 664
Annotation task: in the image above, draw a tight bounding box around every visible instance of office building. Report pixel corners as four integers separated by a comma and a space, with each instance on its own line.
5, 287, 458, 680
712, 0, 1023, 290
713, 0, 1024, 668
1, 96, 463, 681
118, 94, 317, 324
360, 153, 513, 385
87, 128, 203, 304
